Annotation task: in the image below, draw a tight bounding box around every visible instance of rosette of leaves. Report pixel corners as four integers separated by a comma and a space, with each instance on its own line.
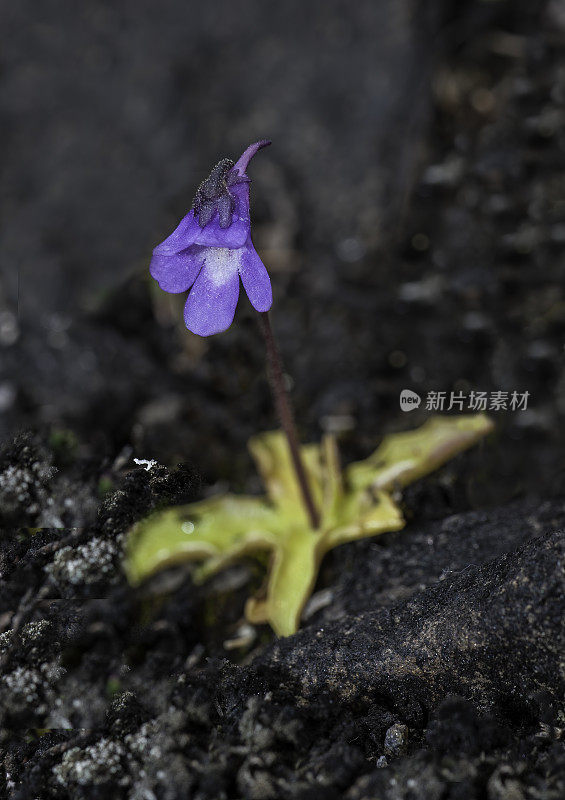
125, 414, 493, 636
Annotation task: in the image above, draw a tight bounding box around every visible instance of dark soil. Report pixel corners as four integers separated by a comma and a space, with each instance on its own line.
1, 1, 565, 798
1, 448, 564, 798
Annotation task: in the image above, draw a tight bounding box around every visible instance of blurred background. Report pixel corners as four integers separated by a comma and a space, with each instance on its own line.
1, 0, 564, 507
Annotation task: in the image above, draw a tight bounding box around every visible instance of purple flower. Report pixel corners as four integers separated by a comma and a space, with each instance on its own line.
150, 141, 273, 336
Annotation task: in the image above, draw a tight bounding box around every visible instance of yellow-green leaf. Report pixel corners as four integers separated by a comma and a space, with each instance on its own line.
125, 495, 281, 586
323, 489, 404, 551
124, 414, 493, 636
346, 414, 494, 492
248, 431, 324, 526
252, 526, 319, 637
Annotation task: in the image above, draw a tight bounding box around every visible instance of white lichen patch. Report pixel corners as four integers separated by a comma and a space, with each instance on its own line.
20, 619, 51, 645
0, 465, 42, 514
46, 536, 118, 586
40, 658, 66, 684
1, 658, 65, 716
2, 666, 44, 705
125, 721, 163, 760
0, 629, 14, 653
53, 739, 129, 787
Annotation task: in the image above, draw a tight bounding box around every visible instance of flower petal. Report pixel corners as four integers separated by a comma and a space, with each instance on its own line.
192, 182, 250, 248
238, 238, 272, 312
153, 211, 199, 255
149, 246, 205, 293
184, 248, 241, 336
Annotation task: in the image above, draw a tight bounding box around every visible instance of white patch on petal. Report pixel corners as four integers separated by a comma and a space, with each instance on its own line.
204, 248, 241, 286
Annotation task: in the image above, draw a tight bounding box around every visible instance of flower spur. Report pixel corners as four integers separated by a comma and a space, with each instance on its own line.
150, 140, 272, 336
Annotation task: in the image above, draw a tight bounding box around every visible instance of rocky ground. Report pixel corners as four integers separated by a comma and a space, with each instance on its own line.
1, 1, 565, 798
0, 437, 563, 798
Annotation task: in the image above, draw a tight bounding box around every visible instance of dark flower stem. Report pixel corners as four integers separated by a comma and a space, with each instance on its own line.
257, 312, 320, 530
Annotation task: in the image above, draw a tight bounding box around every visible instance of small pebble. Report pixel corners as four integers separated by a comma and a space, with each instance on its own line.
384, 723, 409, 757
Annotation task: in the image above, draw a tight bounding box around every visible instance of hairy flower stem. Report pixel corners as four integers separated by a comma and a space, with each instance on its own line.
257, 312, 320, 530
